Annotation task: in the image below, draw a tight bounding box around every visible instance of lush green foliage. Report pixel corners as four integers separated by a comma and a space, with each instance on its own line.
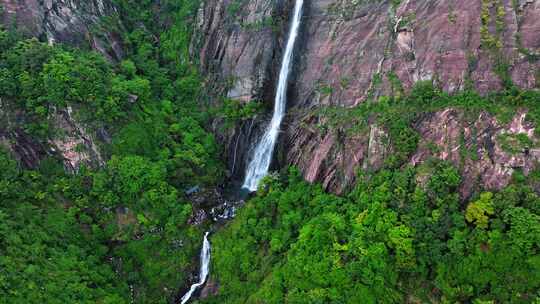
318, 81, 540, 169
1, 0, 540, 303
206, 164, 540, 303
0, 35, 148, 136
0, 151, 128, 303
0, 148, 207, 303
0, 0, 226, 303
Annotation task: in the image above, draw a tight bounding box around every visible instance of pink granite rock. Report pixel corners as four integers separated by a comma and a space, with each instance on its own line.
197, 0, 539, 195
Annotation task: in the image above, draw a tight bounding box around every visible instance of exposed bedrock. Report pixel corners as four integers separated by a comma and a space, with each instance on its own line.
0, 98, 106, 171
194, 0, 295, 178
2, 0, 539, 194
197, 0, 540, 195
1, 0, 124, 60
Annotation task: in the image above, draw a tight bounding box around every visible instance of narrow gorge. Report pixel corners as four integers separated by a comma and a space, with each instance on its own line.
180, 2, 305, 300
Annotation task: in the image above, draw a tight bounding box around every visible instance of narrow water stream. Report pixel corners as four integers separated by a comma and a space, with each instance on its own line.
180, 232, 211, 304
242, 0, 305, 192
179, 1, 305, 301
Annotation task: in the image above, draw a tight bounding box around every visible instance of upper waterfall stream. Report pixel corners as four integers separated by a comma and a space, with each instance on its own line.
179, 2, 304, 302
242, 0, 304, 192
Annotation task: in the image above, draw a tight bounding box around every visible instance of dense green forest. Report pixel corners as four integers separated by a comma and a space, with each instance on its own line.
205, 165, 540, 303
0, 0, 221, 303
0, 0, 539, 303
202, 82, 540, 303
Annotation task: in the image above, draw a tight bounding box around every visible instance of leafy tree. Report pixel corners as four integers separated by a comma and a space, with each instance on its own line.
466, 192, 495, 229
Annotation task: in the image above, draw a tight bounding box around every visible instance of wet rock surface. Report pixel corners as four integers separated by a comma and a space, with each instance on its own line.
199, 278, 219, 299
194, 0, 297, 179
186, 186, 244, 225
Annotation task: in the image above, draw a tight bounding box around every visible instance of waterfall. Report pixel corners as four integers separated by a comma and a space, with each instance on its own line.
179, 2, 303, 300
242, 0, 304, 192
180, 232, 211, 304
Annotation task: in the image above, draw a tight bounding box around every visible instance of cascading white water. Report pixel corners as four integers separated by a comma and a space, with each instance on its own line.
180, 2, 303, 299
180, 232, 211, 304
242, 0, 304, 192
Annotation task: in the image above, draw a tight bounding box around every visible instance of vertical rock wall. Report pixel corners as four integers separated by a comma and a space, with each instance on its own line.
197, 0, 540, 195
284, 0, 540, 195
194, 0, 294, 178
1, 0, 123, 60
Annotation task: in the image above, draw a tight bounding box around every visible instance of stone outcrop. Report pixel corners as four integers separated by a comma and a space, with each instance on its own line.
195, 0, 287, 102
1, 0, 123, 60
294, 0, 539, 106
288, 108, 540, 198
49, 106, 105, 172
0, 95, 106, 171
199, 278, 219, 299
286, 0, 540, 195
2, 0, 539, 196
196, 0, 540, 196
412, 108, 539, 198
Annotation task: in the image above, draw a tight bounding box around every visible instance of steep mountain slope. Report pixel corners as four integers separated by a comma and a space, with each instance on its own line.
0, 0, 123, 171
1, 0, 123, 59
0, 1, 223, 303
1, 1, 539, 303
5, 0, 538, 197
197, 0, 540, 197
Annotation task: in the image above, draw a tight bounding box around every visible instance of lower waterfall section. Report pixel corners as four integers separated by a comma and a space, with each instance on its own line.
180, 232, 211, 304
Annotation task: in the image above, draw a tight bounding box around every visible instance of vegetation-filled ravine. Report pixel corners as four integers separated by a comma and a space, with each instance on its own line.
0, 0, 539, 304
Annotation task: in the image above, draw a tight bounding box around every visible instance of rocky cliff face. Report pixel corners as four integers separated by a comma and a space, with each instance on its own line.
1, 0, 123, 59
0, 101, 106, 172
295, 0, 539, 104
195, 0, 294, 177
0, 0, 120, 170
197, 0, 540, 197
2, 0, 539, 195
